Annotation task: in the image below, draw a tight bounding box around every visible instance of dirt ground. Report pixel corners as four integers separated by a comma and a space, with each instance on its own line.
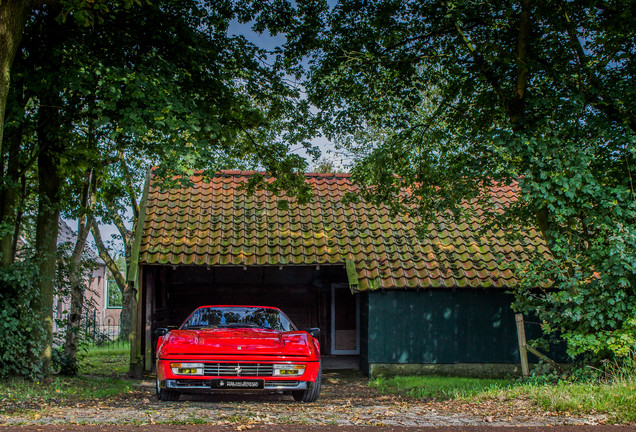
1, 426, 636, 432
0, 370, 619, 427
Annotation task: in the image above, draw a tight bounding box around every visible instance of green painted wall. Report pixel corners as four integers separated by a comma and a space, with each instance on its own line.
366, 289, 527, 365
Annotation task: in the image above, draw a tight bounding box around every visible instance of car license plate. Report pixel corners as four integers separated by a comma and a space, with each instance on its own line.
211, 379, 264, 389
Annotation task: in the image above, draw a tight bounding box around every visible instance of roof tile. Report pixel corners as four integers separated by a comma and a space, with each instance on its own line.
139, 170, 549, 290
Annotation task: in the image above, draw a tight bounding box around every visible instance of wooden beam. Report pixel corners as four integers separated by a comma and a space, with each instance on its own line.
515, 313, 530, 378
527, 345, 563, 372
129, 267, 144, 378
144, 270, 154, 372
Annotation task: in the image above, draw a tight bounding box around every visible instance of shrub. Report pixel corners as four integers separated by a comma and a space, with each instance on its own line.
0, 259, 46, 379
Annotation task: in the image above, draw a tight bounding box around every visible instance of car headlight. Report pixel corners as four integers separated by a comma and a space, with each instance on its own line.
170, 362, 204, 375
273, 364, 306, 376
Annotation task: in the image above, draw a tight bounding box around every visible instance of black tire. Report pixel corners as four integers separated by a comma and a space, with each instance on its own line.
156, 376, 180, 401
292, 363, 321, 402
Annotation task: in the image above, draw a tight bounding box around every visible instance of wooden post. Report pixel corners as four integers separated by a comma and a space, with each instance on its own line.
127, 267, 145, 377
144, 270, 154, 372
515, 313, 530, 378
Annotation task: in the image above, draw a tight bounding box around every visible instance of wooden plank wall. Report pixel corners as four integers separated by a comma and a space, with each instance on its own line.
367, 289, 520, 364
366, 289, 565, 365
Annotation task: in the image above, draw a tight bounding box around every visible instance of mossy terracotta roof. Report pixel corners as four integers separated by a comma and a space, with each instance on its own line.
138, 170, 548, 291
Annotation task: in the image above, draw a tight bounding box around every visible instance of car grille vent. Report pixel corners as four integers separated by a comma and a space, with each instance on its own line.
264, 380, 299, 388
203, 363, 274, 377
175, 379, 210, 387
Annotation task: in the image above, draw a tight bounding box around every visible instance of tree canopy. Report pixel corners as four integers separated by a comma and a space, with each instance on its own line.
0, 0, 317, 377
2, 0, 634, 377
292, 0, 636, 360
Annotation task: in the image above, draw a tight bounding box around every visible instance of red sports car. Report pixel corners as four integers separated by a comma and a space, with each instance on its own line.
155, 305, 322, 402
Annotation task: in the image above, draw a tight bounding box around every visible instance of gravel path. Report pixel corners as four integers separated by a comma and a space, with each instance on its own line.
0, 370, 612, 427
1, 426, 635, 432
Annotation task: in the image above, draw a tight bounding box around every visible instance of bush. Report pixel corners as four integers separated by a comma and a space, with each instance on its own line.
51, 347, 79, 376
514, 224, 636, 363
0, 259, 46, 379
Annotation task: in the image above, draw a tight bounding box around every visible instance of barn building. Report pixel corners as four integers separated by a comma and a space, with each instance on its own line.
128, 170, 550, 377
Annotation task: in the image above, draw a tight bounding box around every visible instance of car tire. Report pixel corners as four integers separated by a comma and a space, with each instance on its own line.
292, 363, 321, 403
156, 376, 180, 401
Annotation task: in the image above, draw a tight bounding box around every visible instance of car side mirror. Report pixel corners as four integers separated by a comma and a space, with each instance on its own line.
308, 328, 320, 339
156, 328, 169, 337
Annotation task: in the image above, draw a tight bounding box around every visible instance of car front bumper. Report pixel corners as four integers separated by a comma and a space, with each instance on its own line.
160, 378, 310, 391
156, 359, 320, 390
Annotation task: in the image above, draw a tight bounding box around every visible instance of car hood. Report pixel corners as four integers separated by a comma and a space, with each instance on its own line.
158, 328, 316, 358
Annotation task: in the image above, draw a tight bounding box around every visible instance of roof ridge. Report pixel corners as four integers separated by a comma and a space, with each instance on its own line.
150, 168, 521, 187
152, 167, 352, 179
214, 170, 352, 179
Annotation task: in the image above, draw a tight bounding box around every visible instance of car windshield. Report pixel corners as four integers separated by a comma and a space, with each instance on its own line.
181, 307, 296, 332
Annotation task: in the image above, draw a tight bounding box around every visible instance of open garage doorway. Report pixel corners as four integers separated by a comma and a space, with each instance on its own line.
137, 264, 361, 371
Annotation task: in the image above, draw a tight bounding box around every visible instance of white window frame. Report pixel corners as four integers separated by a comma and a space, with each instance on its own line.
106, 279, 123, 309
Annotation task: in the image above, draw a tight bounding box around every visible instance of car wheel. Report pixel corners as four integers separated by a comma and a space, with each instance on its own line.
292, 363, 321, 403
156, 376, 180, 401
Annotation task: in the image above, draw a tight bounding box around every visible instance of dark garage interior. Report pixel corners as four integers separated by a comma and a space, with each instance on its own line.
139, 264, 360, 369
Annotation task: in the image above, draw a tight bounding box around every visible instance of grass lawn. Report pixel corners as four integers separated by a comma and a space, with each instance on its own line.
371, 375, 513, 400
0, 375, 135, 410
0, 343, 137, 414
81, 343, 131, 376
512, 379, 636, 422
371, 374, 636, 423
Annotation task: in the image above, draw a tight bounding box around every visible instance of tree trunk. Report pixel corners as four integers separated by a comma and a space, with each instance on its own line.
64, 250, 87, 363
34, 91, 63, 374
509, 0, 531, 128
11, 174, 27, 258
121, 285, 135, 340
63, 168, 94, 363
0, 0, 30, 164
89, 215, 132, 340
0, 121, 23, 267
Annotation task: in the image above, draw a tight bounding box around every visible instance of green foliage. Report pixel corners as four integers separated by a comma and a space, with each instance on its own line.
528, 353, 636, 386
8, 0, 319, 251
0, 258, 45, 379
291, 0, 636, 361
106, 279, 122, 308
13, 0, 316, 183
515, 220, 636, 360
309, 156, 346, 173
51, 347, 80, 376
57, 0, 137, 27
3, 0, 319, 375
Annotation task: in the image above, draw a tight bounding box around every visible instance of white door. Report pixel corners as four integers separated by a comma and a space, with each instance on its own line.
330, 284, 360, 355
